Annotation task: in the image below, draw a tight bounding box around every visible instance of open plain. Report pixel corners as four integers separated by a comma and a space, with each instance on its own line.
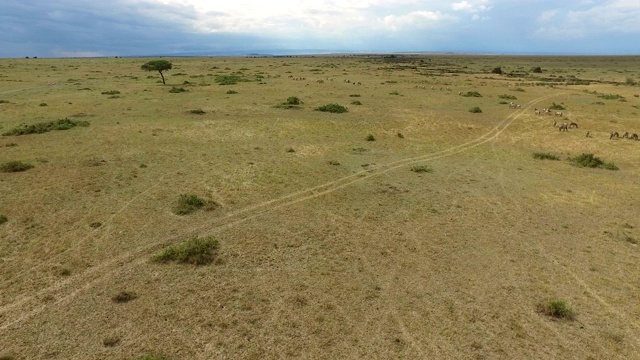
1, 55, 640, 359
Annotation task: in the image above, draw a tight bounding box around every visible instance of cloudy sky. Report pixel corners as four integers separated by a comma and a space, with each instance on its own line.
1, 0, 639, 57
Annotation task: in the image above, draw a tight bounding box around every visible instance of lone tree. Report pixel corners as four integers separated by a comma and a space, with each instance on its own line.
141, 59, 172, 84
491, 66, 503, 75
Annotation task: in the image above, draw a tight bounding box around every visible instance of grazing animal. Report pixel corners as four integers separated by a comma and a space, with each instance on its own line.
622, 131, 630, 139
586, 131, 590, 138
553, 119, 557, 127
632, 133, 639, 140
555, 111, 563, 117
569, 122, 578, 129
559, 123, 568, 131
610, 131, 619, 139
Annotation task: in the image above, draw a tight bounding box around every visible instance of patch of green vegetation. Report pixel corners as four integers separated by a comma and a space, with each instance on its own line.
513, 87, 526, 92
462, 91, 482, 97
5, 143, 18, 147
0, 354, 16, 360
532, 66, 543, 73
189, 109, 206, 115
285, 96, 301, 105
173, 194, 218, 215
327, 160, 340, 166
491, 67, 503, 74
286, 147, 296, 153
468, 106, 482, 113
0, 100, 10, 104
389, 91, 400, 95
2, 118, 89, 136
315, 104, 348, 113
39, 102, 48, 106
350, 100, 362, 105
570, 153, 618, 170
538, 299, 575, 320
0, 215, 8, 225
152, 236, 219, 265
598, 93, 625, 100
101, 90, 120, 95
136, 354, 168, 360
410, 165, 433, 173
549, 102, 566, 110
169, 87, 187, 93
349, 94, 361, 97
214, 74, 246, 85
533, 152, 560, 161
365, 134, 376, 141
498, 94, 517, 100
226, 90, 238, 94
0, 161, 34, 172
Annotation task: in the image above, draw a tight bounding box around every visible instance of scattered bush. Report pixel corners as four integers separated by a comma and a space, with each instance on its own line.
498, 94, 517, 100
173, 194, 218, 215
349, 94, 361, 97
532, 66, 543, 73
2, 118, 89, 136
0, 100, 9, 104
137, 355, 168, 360
389, 91, 400, 95
286, 147, 296, 153
0, 354, 16, 360
538, 299, 575, 320
533, 152, 560, 161
350, 100, 362, 105
513, 87, 526, 92
39, 103, 48, 106
570, 153, 618, 170
549, 102, 566, 110
397, 132, 404, 138
462, 91, 482, 97
112, 291, 138, 303
152, 236, 220, 265
365, 134, 376, 141
315, 104, 348, 113
491, 67, 503, 74
214, 74, 243, 85
285, 96, 301, 105
168, 87, 187, 93
189, 109, 206, 115
89, 221, 102, 228
0, 161, 33, 172
468, 106, 482, 113
101, 90, 120, 95
103, 337, 121, 347
411, 165, 433, 173
226, 90, 238, 94
0, 215, 7, 225
598, 93, 624, 100
327, 160, 340, 166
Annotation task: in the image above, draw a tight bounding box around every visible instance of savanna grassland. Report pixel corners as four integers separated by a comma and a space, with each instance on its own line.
1, 54, 640, 359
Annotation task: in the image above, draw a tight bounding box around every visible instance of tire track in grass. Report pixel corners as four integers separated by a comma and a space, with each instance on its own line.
0, 94, 560, 333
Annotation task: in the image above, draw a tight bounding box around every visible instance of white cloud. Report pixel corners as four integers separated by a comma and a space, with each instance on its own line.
383, 10, 457, 31
451, 0, 490, 13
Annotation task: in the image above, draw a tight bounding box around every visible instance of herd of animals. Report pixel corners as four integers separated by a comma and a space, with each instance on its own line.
511, 103, 639, 141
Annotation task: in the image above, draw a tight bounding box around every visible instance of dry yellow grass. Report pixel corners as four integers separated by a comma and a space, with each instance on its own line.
1, 55, 640, 359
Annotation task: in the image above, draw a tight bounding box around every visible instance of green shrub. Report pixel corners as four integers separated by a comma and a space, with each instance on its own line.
285, 96, 301, 105
513, 87, 526, 92
598, 93, 624, 100
0, 100, 9, 104
411, 165, 432, 173
169, 87, 187, 93
327, 160, 340, 166
462, 91, 482, 97
533, 152, 560, 161
315, 104, 348, 113
214, 74, 244, 85
532, 66, 543, 73
350, 100, 362, 105
498, 94, 517, 100
491, 67, 503, 74
365, 134, 376, 141
570, 153, 618, 170
549, 102, 565, 110
468, 106, 482, 113
226, 90, 238, 94
0, 215, 7, 225
152, 236, 219, 265
2, 118, 89, 136
0, 161, 33, 172
538, 299, 575, 320
189, 109, 206, 115
349, 94, 361, 97
389, 91, 400, 95
173, 194, 218, 215
39, 103, 48, 106
101, 90, 120, 95
286, 147, 296, 153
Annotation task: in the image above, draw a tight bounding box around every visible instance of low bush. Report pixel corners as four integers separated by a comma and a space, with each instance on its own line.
0, 215, 7, 225
411, 165, 432, 173
538, 299, 575, 320
315, 104, 348, 113
491, 67, 503, 74
468, 106, 482, 113
169, 87, 187, 93
498, 94, 517, 100
349, 94, 361, 97
598, 93, 624, 100
350, 100, 362, 105
0, 161, 33, 172
286, 147, 296, 153
214, 74, 244, 85
226, 90, 238, 94
549, 102, 566, 110
189, 109, 206, 115
137, 355, 168, 360
101, 90, 120, 95
173, 194, 218, 215
152, 236, 219, 265
389, 91, 400, 95
39, 103, 48, 106
570, 153, 618, 170
112, 291, 137, 303
0, 100, 9, 104
285, 96, 301, 105
2, 118, 89, 136
462, 91, 482, 97
533, 152, 560, 161
365, 134, 376, 141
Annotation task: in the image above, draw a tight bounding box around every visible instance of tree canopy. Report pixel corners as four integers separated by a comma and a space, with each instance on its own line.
141, 59, 173, 84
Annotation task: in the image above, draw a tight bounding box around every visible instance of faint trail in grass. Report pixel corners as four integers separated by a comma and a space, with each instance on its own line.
0, 93, 561, 333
